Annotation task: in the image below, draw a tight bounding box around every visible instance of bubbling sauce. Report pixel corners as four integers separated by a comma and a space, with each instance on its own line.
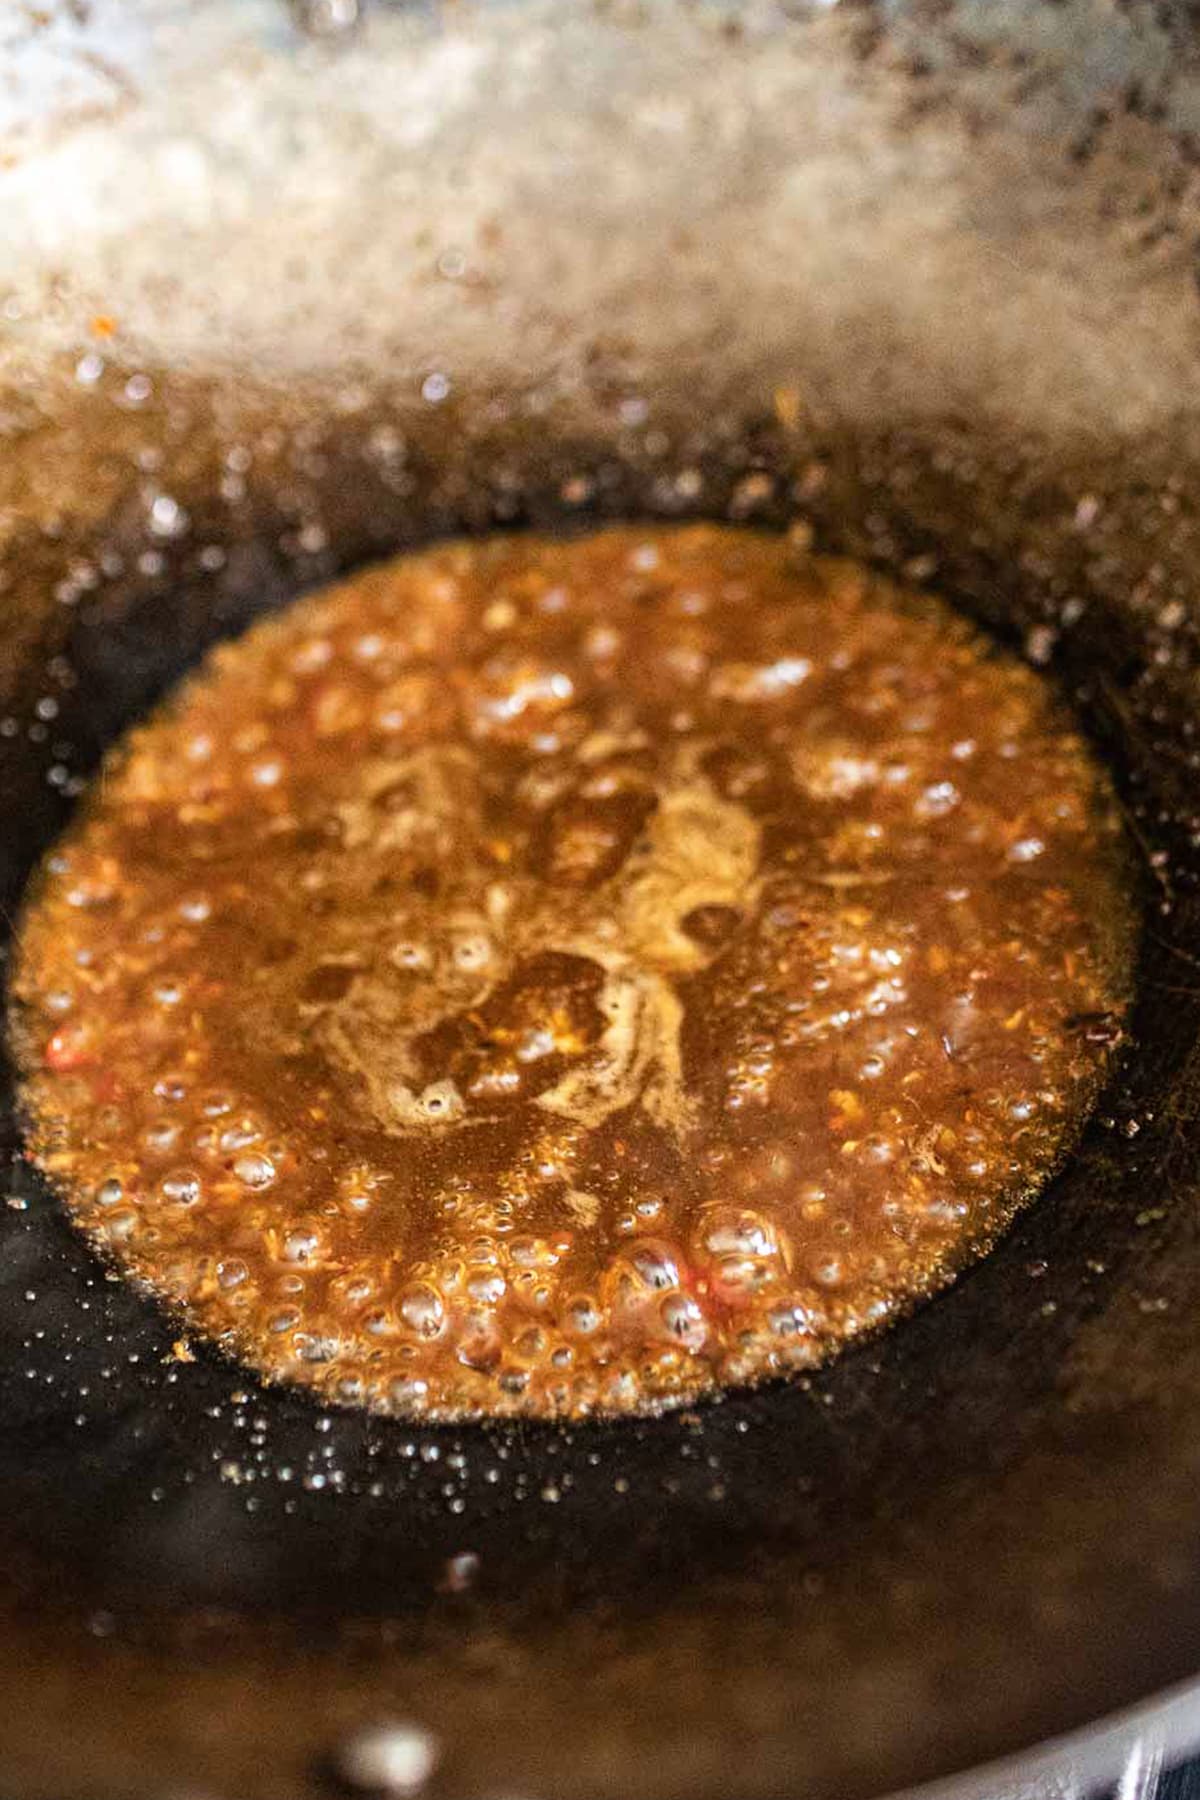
11, 525, 1136, 1419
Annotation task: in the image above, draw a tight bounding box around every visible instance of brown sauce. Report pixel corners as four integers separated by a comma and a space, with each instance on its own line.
11, 525, 1136, 1419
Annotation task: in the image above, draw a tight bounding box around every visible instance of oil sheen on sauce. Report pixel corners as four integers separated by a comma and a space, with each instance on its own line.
11, 525, 1137, 1420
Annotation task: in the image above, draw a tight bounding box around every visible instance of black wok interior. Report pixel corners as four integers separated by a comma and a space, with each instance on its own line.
9, 4, 1200, 1797
2, 375, 1200, 1800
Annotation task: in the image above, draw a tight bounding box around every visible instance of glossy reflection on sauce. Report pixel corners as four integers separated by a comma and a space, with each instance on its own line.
12, 525, 1136, 1419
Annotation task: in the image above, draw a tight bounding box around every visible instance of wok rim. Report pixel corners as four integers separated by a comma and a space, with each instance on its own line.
885, 1675, 1200, 1800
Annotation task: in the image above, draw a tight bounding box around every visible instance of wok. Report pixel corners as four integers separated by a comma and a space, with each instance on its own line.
3, 3, 1200, 1797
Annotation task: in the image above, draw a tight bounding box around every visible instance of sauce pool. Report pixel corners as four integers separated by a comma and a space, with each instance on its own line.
11, 525, 1137, 1419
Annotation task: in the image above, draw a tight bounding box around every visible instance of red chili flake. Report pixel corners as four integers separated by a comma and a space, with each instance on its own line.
44, 1023, 93, 1071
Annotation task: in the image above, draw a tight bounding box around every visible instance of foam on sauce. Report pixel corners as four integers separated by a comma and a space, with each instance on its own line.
11, 525, 1137, 1419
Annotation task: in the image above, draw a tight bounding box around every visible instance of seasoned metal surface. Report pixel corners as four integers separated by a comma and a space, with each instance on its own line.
3, 4, 1200, 1799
